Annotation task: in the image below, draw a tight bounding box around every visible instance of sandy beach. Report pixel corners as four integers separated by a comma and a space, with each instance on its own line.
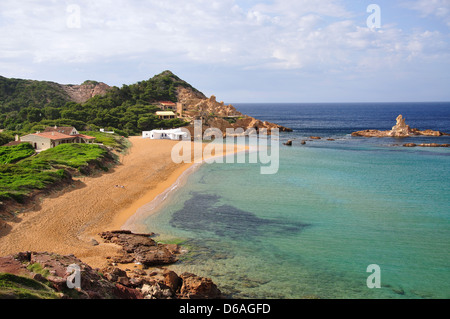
0, 136, 245, 269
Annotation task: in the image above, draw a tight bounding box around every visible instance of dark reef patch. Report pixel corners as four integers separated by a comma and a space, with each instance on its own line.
169, 192, 309, 240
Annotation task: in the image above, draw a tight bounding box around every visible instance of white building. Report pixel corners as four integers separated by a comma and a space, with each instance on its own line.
142, 128, 189, 141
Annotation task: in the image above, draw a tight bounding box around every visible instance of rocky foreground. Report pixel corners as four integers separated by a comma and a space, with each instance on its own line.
352, 115, 449, 138
0, 231, 223, 299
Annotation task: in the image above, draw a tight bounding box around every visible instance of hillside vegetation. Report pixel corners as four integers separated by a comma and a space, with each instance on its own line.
0, 273, 60, 299
0, 143, 115, 204
0, 70, 194, 136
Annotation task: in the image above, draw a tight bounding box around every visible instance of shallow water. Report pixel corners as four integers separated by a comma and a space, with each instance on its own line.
135, 103, 450, 299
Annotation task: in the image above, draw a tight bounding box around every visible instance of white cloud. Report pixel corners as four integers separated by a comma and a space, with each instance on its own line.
403, 0, 450, 26
0, 0, 448, 85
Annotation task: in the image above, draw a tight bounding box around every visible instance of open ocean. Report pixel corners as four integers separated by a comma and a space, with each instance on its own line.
132, 102, 450, 299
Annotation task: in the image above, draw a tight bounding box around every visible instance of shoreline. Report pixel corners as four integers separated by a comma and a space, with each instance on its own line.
121, 159, 203, 234
0, 137, 247, 269
121, 141, 251, 234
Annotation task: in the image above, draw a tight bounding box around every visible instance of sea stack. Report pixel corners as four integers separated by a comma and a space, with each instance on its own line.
351, 114, 448, 137
388, 115, 412, 137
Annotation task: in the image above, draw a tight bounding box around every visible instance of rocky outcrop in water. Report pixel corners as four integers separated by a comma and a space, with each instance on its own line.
99, 230, 179, 267
403, 143, 449, 148
352, 115, 448, 138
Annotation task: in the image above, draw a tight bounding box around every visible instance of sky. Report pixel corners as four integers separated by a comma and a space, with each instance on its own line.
0, 0, 449, 103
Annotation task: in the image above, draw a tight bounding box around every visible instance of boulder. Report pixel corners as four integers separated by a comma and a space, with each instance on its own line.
163, 269, 181, 292
134, 245, 178, 266
103, 267, 128, 282
100, 231, 178, 267
141, 283, 174, 299
114, 283, 144, 299
179, 272, 223, 299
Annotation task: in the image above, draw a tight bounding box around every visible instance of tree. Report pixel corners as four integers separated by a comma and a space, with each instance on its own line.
43, 107, 61, 120
27, 108, 42, 123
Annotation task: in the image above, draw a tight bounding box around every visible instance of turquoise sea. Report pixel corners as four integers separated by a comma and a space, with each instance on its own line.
130, 103, 450, 299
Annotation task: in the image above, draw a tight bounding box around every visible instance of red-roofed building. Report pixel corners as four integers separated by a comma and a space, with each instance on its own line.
44, 126, 79, 136
19, 127, 96, 151
159, 101, 177, 110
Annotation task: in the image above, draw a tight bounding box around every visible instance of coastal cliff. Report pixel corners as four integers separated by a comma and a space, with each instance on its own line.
352, 115, 449, 138
179, 93, 292, 137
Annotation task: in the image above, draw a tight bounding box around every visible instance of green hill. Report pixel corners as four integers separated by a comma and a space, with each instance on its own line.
0, 70, 199, 136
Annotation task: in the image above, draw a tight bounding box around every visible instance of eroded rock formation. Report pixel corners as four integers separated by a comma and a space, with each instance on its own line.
177, 90, 292, 136
352, 115, 448, 138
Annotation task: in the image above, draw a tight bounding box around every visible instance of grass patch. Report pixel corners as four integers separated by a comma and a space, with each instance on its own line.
0, 273, 60, 299
0, 143, 35, 164
27, 263, 50, 278
0, 143, 113, 202
0, 166, 68, 202
81, 131, 131, 153
23, 143, 109, 170
223, 116, 244, 124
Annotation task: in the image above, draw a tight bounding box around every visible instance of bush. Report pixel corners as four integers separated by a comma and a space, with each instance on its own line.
0, 143, 35, 164
0, 144, 111, 202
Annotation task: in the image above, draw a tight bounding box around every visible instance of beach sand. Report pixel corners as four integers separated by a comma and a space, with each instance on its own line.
0, 136, 245, 269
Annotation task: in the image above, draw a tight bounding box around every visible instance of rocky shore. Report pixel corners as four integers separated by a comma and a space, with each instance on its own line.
351, 115, 449, 138
0, 230, 223, 299
403, 143, 449, 148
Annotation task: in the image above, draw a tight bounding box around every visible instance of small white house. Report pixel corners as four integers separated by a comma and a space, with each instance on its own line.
142, 128, 189, 141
